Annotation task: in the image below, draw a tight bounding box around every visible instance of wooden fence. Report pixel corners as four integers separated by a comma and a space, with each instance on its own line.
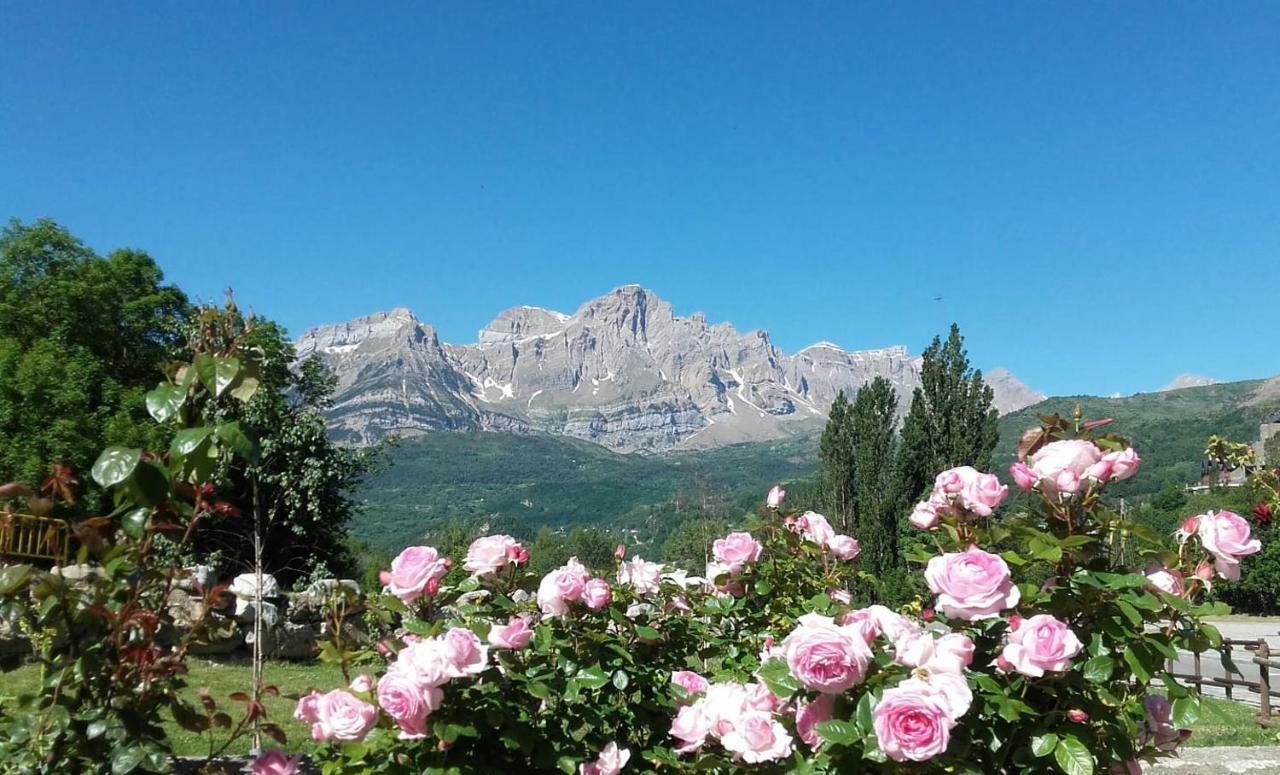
1165, 638, 1278, 726
0, 512, 70, 566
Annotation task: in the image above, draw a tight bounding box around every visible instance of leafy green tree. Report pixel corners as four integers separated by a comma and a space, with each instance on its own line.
0, 219, 187, 488
851, 377, 899, 576
894, 324, 998, 512
818, 391, 856, 530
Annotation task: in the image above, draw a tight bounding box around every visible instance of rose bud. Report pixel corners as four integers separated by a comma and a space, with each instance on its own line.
1068, 709, 1088, 723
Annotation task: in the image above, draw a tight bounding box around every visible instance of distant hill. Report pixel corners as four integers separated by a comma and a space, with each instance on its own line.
353, 432, 819, 550
996, 376, 1280, 498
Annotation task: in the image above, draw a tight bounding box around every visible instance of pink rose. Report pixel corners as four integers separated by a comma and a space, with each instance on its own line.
1197, 510, 1261, 580
910, 500, 940, 530
376, 670, 442, 739
720, 712, 794, 763
795, 693, 835, 749
1085, 457, 1115, 483
873, 683, 956, 762
1068, 709, 1089, 723
1009, 461, 1038, 491
960, 472, 1008, 517
712, 532, 763, 572
1030, 439, 1103, 487
842, 605, 919, 643
579, 741, 631, 775
894, 632, 974, 676
1054, 469, 1081, 496
311, 689, 378, 742
925, 547, 1020, 621
829, 588, 853, 605
1104, 447, 1141, 480
618, 557, 664, 596
1177, 514, 1201, 541
385, 545, 449, 603
794, 511, 836, 547
780, 613, 872, 694
896, 671, 973, 717
1143, 565, 1186, 597
395, 638, 452, 687
348, 674, 373, 693
251, 750, 300, 775
583, 578, 613, 610
1000, 614, 1083, 677
670, 702, 713, 753
294, 691, 322, 724
538, 558, 590, 616
934, 466, 977, 494
826, 534, 861, 561
766, 485, 786, 509
464, 534, 524, 577
489, 615, 535, 649
441, 627, 489, 678
672, 670, 710, 695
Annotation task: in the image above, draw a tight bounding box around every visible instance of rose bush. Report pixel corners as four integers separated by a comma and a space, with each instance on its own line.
296, 412, 1242, 773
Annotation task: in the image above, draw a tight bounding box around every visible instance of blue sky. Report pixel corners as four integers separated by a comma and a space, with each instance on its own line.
3, 3, 1278, 397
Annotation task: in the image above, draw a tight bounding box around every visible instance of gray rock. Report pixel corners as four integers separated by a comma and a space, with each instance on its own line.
51, 564, 105, 586
229, 572, 280, 601
296, 286, 1044, 452
186, 621, 243, 655
272, 622, 321, 660
234, 599, 279, 627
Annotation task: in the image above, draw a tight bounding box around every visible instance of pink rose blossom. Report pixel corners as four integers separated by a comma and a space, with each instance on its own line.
780, 613, 873, 694
1085, 457, 1115, 483
1054, 469, 1081, 496
1009, 461, 1038, 491
794, 511, 836, 547
1177, 514, 1201, 541
1143, 565, 1186, 597
910, 500, 940, 530
712, 532, 763, 572
348, 674, 373, 693
828, 588, 853, 605
582, 578, 613, 610
925, 547, 1020, 621
1104, 447, 1141, 480
579, 741, 631, 775
1068, 709, 1089, 723
795, 693, 836, 748
894, 632, 974, 676
618, 557, 664, 596
826, 534, 861, 560
720, 712, 795, 763
311, 689, 378, 742
464, 534, 525, 577
251, 750, 300, 775
294, 691, 322, 724
1196, 510, 1261, 580
766, 485, 786, 509
1000, 614, 1083, 677
896, 671, 973, 718
935, 466, 977, 494
376, 670, 441, 739
672, 670, 710, 695
538, 558, 590, 616
670, 702, 713, 753
385, 546, 449, 603
441, 627, 489, 678
960, 472, 1008, 516
489, 615, 535, 649
1139, 694, 1184, 752
1030, 439, 1103, 489
873, 683, 956, 762
395, 638, 453, 687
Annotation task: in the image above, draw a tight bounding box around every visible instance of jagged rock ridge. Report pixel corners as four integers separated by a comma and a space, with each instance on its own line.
295, 286, 1043, 452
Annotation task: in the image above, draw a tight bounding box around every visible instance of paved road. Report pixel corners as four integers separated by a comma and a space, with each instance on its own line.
1168, 621, 1280, 707
1147, 746, 1280, 772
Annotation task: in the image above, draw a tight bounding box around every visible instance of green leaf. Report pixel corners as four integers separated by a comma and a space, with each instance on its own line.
0, 564, 32, 596
194, 354, 241, 398
633, 625, 661, 640
126, 461, 171, 506
1053, 735, 1093, 775
171, 427, 212, 458
1123, 646, 1151, 682
612, 670, 629, 690
1115, 600, 1144, 628
815, 719, 858, 746
854, 690, 876, 735
1031, 732, 1059, 757
145, 383, 185, 423
111, 746, 147, 775
757, 658, 802, 699
576, 666, 610, 690
121, 508, 149, 540
1082, 654, 1114, 683
1172, 696, 1200, 727
229, 374, 260, 402
91, 447, 141, 488
215, 421, 259, 463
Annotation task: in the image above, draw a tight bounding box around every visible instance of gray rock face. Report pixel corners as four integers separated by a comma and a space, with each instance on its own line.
296, 286, 1044, 452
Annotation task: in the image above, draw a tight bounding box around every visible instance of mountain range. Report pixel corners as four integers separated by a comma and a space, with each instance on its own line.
295, 285, 1045, 452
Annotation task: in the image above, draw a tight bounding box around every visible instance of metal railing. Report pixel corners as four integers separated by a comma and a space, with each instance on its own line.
1166, 638, 1278, 726
0, 512, 70, 566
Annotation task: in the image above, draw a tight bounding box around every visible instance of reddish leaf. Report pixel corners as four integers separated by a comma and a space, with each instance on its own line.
261, 723, 287, 745
229, 691, 251, 703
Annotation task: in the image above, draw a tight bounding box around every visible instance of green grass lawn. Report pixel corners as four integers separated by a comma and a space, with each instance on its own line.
0, 659, 345, 757
3, 659, 1279, 758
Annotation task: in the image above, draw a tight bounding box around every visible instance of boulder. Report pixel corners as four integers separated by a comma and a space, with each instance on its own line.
229, 572, 280, 601
167, 588, 207, 629
51, 564, 105, 586
186, 620, 243, 655
234, 599, 280, 627
272, 622, 320, 660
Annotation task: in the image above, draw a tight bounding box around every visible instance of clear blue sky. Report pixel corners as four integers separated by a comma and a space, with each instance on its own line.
3, 3, 1278, 397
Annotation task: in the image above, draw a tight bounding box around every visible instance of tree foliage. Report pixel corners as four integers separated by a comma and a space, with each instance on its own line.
818, 391, 856, 530
851, 377, 899, 577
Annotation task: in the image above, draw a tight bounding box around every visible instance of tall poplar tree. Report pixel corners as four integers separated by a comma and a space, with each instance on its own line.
893, 324, 999, 513
851, 377, 899, 576
818, 390, 856, 530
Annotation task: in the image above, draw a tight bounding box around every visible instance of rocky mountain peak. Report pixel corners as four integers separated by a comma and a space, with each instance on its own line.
297, 288, 1046, 452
